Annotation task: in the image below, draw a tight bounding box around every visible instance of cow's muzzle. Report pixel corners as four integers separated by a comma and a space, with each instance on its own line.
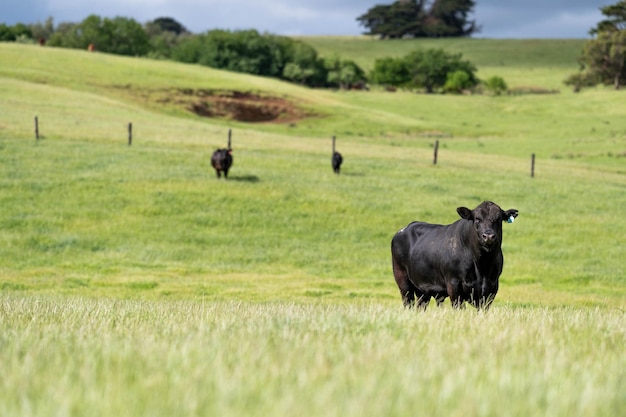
482, 231, 497, 246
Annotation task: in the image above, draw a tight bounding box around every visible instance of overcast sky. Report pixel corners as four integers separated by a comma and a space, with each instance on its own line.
0, 0, 608, 38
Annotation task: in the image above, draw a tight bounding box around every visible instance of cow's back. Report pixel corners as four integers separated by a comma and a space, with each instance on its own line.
391, 221, 446, 268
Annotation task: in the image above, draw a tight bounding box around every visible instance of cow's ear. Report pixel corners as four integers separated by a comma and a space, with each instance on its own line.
457, 207, 473, 220
502, 209, 519, 222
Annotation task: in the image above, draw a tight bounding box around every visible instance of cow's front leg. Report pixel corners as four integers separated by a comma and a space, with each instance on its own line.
434, 293, 447, 307
479, 280, 498, 310
446, 280, 465, 309
477, 292, 496, 310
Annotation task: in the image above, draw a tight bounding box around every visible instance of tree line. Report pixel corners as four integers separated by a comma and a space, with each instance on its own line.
0, 16, 366, 89
0, 14, 486, 93
3, 1, 624, 94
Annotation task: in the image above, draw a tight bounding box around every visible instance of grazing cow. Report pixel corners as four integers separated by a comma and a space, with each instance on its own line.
212, 130, 234, 179
211, 148, 233, 179
391, 201, 519, 310
332, 152, 343, 174
331, 135, 343, 174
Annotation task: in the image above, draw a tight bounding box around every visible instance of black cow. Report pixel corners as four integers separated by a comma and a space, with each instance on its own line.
211, 148, 233, 179
391, 201, 518, 310
331, 135, 343, 174
332, 151, 343, 174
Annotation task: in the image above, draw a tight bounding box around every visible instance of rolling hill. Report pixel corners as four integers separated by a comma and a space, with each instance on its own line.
0, 39, 624, 306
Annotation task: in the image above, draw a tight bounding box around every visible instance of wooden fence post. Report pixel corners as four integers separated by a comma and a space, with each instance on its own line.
34, 116, 39, 140
128, 122, 132, 146
433, 140, 439, 165
531, 153, 535, 178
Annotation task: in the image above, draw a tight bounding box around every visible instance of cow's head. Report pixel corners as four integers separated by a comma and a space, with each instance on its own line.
457, 201, 518, 251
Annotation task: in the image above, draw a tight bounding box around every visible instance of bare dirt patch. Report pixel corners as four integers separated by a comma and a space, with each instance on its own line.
112, 85, 312, 124
166, 88, 310, 123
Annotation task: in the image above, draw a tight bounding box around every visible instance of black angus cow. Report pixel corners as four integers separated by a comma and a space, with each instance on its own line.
331, 135, 343, 174
211, 148, 233, 179
391, 201, 518, 310
332, 151, 343, 174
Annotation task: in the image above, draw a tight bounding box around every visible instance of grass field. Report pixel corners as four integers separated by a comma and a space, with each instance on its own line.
0, 39, 624, 416
1, 297, 623, 417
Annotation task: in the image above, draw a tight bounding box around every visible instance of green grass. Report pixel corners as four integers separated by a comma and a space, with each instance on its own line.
0, 39, 624, 416
0, 297, 623, 417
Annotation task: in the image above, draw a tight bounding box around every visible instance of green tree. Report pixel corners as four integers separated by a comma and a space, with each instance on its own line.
443, 70, 472, 93
0, 24, 15, 41
283, 63, 316, 85
369, 48, 477, 92
369, 56, 411, 86
144, 17, 188, 59
46, 15, 149, 56
281, 39, 326, 86
405, 48, 477, 92
170, 33, 205, 63
325, 55, 367, 89
107, 17, 150, 56
47, 22, 80, 48
566, 1, 626, 90
577, 30, 626, 89
357, 0, 478, 38
170, 30, 327, 87
426, 0, 478, 37
28, 17, 55, 42
0, 23, 32, 41
149, 17, 187, 35
590, 0, 626, 34
357, 1, 427, 39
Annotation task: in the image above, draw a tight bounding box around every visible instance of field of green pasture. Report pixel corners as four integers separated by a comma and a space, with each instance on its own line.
1, 297, 623, 417
303, 37, 586, 87
0, 40, 624, 416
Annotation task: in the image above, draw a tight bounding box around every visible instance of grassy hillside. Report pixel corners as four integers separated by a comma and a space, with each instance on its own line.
301, 37, 587, 86
0, 40, 624, 417
0, 41, 624, 305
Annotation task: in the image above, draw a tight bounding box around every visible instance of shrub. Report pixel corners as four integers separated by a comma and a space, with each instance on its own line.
370, 56, 411, 87
371, 48, 478, 93
443, 70, 473, 93
485, 76, 508, 95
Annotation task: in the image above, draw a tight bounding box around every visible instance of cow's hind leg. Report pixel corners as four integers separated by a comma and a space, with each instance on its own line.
392, 258, 416, 308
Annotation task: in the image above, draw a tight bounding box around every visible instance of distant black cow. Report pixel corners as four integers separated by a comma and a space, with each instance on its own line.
211, 148, 233, 179
332, 151, 343, 174
391, 201, 519, 310
331, 135, 343, 174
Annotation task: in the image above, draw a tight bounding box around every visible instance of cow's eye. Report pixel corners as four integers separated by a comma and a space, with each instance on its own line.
475, 218, 482, 224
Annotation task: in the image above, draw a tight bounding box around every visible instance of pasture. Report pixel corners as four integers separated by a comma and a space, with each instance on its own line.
0, 39, 624, 416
